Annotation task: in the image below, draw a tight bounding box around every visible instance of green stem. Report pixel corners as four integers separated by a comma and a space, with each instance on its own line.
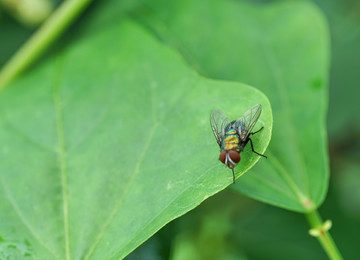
305, 210, 343, 260
0, 0, 94, 91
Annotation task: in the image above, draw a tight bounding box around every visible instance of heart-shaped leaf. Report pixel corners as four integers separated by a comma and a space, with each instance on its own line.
0, 19, 271, 259
140, 0, 330, 212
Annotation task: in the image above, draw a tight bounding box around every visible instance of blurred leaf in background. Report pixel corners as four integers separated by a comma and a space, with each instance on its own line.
313, 0, 360, 136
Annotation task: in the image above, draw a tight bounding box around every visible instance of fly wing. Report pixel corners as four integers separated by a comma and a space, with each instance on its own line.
233, 104, 262, 140
210, 109, 231, 146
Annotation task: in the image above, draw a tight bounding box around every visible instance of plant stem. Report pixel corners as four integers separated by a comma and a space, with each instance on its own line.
0, 0, 94, 91
305, 210, 343, 260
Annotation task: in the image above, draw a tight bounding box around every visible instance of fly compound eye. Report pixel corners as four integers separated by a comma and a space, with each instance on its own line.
228, 150, 240, 164
219, 151, 226, 164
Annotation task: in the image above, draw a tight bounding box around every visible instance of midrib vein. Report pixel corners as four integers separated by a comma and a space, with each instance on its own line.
266, 151, 310, 207
53, 85, 71, 260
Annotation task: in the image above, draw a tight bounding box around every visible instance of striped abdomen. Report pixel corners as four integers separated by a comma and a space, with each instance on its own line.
221, 129, 241, 153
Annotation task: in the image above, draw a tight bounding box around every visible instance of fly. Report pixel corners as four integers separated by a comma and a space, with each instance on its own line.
210, 104, 267, 184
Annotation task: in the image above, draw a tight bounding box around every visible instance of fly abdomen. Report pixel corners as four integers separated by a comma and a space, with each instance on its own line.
221, 129, 241, 153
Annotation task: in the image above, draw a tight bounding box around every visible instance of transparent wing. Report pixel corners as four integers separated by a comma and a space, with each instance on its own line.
210, 109, 231, 146
233, 104, 262, 140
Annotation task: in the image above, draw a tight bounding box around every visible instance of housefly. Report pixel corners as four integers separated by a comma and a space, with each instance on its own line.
210, 104, 267, 184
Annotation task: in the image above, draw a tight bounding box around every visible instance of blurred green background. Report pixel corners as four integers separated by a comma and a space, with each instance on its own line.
0, 0, 359, 259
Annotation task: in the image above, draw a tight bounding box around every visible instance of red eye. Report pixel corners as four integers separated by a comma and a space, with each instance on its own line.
219, 151, 226, 164
229, 150, 241, 163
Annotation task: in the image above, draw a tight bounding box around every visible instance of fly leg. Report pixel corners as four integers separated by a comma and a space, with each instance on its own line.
250, 126, 264, 135
249, 138, 267, 158
231, 168, 235, 184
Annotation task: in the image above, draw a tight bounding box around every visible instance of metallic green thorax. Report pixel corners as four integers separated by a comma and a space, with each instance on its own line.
221, 129, 241, 153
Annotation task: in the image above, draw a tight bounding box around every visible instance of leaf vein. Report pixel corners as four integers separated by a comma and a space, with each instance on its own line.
1, 112, 56, 153
0, 178, 60, 259
53, 83, 71, 260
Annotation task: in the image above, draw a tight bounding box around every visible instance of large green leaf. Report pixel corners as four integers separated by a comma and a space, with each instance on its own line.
0, 19, 272, 259
140, 0, 330, 212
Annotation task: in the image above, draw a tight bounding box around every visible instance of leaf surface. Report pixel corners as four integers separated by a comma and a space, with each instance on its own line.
0, 19, 271, 259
